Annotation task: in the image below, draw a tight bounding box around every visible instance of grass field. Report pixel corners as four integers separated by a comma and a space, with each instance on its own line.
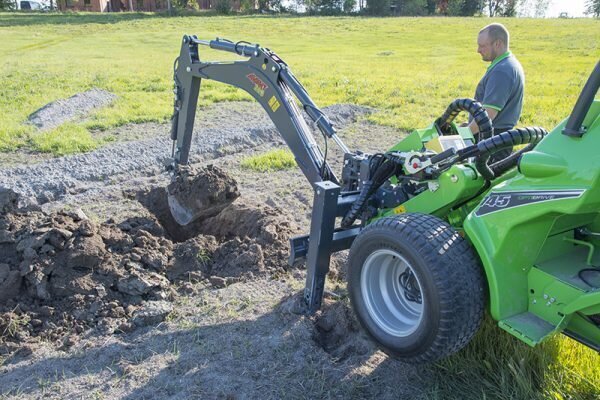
0, 12, 599, 399
0, 13, 598, 154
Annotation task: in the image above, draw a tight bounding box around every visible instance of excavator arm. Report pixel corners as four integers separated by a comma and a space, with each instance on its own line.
168, 35, 350, 186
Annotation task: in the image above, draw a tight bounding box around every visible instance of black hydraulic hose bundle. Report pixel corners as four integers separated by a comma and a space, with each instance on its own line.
470, 126, 548, 180
341, 157, 399, 228
436, 98, 494, 140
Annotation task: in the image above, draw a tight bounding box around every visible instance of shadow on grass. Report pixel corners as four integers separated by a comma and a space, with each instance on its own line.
0, 295, 427, 399
0, 297, 594, 399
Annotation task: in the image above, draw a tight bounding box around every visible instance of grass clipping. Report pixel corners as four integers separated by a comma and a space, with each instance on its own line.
240, 149, 296, 172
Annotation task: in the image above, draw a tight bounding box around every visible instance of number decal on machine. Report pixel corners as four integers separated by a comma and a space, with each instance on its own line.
475, 190, 585, 216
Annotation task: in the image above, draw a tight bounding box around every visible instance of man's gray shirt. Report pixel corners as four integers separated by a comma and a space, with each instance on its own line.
474, 52, 525, 132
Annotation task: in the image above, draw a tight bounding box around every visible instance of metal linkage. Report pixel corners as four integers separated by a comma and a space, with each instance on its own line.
289, 182, 361, 313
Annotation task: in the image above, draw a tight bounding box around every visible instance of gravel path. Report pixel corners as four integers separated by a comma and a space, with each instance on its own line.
0, 102, 369, 207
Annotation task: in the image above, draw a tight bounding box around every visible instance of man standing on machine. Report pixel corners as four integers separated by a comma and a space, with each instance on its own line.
465, 23, 525, 160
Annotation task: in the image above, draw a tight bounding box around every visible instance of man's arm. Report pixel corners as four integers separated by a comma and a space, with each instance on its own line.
468, 107, 498, 135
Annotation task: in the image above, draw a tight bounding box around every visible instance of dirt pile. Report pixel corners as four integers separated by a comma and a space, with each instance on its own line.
0, 182, 301, 355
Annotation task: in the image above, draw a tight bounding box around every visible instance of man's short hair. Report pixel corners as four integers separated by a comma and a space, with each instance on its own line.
480, 23, 510, 47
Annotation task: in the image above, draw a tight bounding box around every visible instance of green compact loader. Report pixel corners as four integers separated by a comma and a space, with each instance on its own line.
166, 36, 600, 363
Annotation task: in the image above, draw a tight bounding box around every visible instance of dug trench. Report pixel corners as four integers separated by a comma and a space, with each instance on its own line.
0, 166, 361, 362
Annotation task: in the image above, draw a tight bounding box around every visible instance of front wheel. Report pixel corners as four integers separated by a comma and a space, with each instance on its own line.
347, 213, 486, 363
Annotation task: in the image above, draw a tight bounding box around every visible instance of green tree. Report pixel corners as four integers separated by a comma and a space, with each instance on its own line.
461, 0, 480, 14
486, 0, 518, 16
257, 0, 281, 11
240, 0, 254, 12
585, 0, 600, 17
366, 0, 390, 15
447, 0, 464, 15
343, 0, 356, 12
0, 0, 15, 9
214, 0, 230, 13
395, 0, 426, 14
319, 0, 344, 14
426, 0, 436, 13
500, 0, 517, 16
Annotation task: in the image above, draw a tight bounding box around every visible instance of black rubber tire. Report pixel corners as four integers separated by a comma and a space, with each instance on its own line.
347, 213, 486, 363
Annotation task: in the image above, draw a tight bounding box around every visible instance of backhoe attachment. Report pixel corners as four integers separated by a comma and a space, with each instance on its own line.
166, 36, 350, 225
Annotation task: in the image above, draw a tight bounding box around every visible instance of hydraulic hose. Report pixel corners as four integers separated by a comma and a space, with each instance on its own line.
436, 98, 493, 140
474, 127, 548, 180
341, 158, 399, 228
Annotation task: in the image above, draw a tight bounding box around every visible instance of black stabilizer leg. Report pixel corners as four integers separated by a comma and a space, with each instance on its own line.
304, 181, 340, 314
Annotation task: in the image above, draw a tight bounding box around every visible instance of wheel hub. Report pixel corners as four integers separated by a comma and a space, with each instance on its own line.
361, 249, 425, 337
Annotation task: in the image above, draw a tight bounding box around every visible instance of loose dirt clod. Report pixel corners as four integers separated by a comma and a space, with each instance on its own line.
167, 164, 240, 226
0, 187, 18, 214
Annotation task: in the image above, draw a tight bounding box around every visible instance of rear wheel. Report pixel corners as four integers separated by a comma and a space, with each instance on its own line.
347, 213, 485, 363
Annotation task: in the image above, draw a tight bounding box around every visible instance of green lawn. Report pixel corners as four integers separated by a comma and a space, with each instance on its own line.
0, 13, 598, 154
0, 12, 599, 399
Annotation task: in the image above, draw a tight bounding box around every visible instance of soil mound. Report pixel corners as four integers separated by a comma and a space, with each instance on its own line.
0, 185, 301, 355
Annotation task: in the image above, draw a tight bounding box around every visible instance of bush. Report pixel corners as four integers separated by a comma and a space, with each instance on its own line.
395, 0, 426, 15
214, 0, 231, 13
240, 0, 254, 12
447, 0, 464, 15
366, 0, 389, 15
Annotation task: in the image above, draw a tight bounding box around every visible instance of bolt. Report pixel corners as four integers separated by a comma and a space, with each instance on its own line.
254, 51, 259, 57
186, 67, 191, 73
546, 302, 551, 306
550, 297, 555, 303
532, 299, 537, 304
316, 190, 321, 195
450, 175, 458, 183
543, 294, 548, 300
271, 66, 277, 72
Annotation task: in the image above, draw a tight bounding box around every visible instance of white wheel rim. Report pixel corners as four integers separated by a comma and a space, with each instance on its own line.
360, 249, 425, 337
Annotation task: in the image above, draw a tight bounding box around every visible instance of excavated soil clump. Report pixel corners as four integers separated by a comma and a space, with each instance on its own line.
0, 183, 301, 356
138, 184, 301, 278
166, 165, 240, 226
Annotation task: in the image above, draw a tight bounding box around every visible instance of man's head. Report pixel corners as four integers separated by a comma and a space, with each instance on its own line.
477, 23, 510, 62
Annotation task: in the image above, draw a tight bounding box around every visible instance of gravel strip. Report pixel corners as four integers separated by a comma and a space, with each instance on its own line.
1, 102, 370, 206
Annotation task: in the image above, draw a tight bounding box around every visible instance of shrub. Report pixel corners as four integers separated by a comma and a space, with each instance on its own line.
214, 0, 231, 13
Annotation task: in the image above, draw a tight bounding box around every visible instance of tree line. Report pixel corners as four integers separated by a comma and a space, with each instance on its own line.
2, 0, 600, 18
